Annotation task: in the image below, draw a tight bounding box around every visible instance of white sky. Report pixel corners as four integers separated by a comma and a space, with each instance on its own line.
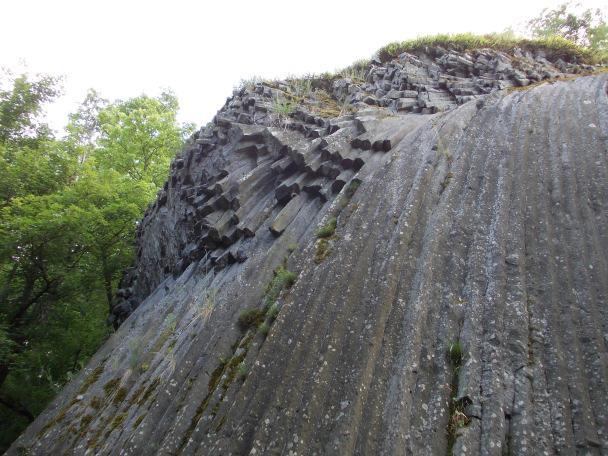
1, 0, 606, 132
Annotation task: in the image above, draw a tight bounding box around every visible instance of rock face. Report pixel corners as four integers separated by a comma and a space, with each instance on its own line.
8, 48, 608, 455
108, 46, 596, 327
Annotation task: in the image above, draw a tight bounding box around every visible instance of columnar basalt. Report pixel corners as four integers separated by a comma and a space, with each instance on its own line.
8, 45, 608, 456
109, 46, 596, 327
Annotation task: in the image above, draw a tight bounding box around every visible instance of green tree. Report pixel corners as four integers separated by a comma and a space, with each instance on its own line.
65, 88, 107, 165
65, 169, 153, 309
528, 2, 608, 51
95, 91, 193, 187
0, 73, 74, 207
0, 75, 193, 451
0, 70, 61, 146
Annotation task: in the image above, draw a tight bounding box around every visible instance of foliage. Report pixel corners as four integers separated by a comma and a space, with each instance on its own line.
527, 3, 608, 52
0, 139, 76, 207
65, 89, 108, 164
95, 91, 193, 187
376, 32, 601, 64
0, 71, 61, 146
237, 266, 297, 333
0, 71, 192, 451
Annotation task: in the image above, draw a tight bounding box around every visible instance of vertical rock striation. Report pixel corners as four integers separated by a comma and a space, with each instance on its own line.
8, 47, 608, 456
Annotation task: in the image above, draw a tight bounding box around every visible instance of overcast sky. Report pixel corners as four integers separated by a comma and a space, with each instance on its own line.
1, 0, 605, 132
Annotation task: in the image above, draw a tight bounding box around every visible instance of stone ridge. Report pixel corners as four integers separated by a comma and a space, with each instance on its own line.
109, 46, 597, 327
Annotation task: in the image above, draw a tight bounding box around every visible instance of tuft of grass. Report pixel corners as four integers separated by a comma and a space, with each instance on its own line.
79, 415, 93, 432
237, 362, 248, 380
266, 303, 280, 321
338, 58, 370, 81
310, 89, 343, 118
237, 308, 266, 332
345, 179, 361, 197
376, 33, 602, 64
316, 217, 337, 238
287, 76, 314, 98
314, 238, 331, 264
446, 340, 468, 453
271, 96, 296, 120
448, 341, 464, 367
236, 265, 298, 335
440, 172, 454, 193
263, 266, 297, 308
235, 76, 264, 92
259, 322, 270, 336
105, 413, 127, 437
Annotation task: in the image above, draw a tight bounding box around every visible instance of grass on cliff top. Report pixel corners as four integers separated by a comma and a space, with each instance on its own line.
279, 34, 603, 92
376, 33, 604, 64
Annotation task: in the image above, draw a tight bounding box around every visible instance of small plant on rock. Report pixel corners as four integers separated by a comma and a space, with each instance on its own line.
259, 322, 270, 336
446, 340, 469, 453
448, 341, 463, 367
237, 308, 266, 332
288, 76, 313, 99
237, 362, 248, 380
271, 96, 295, 122
315, 217, 337, 238
266, 303, 280, 321
263, 266, 297, 308
314, 238, 331, 264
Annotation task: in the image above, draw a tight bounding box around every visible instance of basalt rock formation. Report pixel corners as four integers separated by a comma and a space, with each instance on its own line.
8, 45, 608, 455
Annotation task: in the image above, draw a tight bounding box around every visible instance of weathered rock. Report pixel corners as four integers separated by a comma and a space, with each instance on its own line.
10, 47, 608, 456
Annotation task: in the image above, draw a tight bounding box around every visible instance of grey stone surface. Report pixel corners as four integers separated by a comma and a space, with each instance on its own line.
8, 48, 608, 456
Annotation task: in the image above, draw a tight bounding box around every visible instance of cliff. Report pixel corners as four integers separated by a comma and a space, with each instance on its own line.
8, 42, 608, 455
